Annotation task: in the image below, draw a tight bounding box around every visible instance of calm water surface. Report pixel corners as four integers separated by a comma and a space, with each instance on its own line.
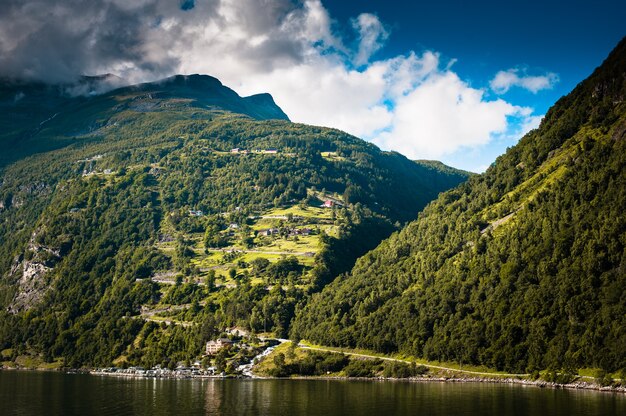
1, 370, 625, 415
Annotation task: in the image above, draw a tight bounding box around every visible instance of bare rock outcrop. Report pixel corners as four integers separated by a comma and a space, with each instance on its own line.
6, 229, 61, 314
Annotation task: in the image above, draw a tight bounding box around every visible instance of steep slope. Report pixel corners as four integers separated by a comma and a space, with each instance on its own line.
292, 37, 626, 374
0, 75, 468, 367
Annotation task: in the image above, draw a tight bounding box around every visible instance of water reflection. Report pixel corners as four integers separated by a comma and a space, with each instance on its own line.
1, 372, 625, 416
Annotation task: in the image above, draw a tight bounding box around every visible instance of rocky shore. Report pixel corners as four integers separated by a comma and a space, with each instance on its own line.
399, 376, 626, 394
84, 365, 626, 394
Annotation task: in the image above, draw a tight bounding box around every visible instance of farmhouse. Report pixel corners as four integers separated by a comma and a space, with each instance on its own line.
288, 228, 311, 236
259, 228, 279, 236
205, 338, 234, 355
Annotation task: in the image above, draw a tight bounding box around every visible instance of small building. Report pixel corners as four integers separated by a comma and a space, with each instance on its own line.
230, 148, 240, 153
189, 209, 204, 217
321, 200, 334, 208
263, 149, 278, 154
228, 223, 239, 229
206, 338, 234, 355
259, 228, 279, 236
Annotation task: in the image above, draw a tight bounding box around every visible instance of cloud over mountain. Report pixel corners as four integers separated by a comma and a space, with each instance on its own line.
0, 0, 548, 169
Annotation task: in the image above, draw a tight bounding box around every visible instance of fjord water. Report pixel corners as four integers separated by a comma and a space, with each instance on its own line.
1, 371, 625, 416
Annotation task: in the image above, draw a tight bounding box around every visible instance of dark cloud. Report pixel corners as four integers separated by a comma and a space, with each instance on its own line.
0, 0, 203, 84
0, 0, 324, 91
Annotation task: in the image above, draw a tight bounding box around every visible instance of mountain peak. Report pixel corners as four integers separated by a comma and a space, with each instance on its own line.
125, 74, 289, 121
162, 74, 223, 88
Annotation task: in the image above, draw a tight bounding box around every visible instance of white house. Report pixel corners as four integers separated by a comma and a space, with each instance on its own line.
205, 338, 234, 355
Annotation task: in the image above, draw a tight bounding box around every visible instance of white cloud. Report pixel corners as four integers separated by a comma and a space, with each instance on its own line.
171, 0, 545, 162
373, 71, 531, 158
238, 57, 393, 138
0, 0, 547, 166
351, 13, 389, 67
490, 68, 559, 94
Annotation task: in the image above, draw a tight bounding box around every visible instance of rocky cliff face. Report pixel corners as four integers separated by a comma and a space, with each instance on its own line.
7, 229, 61, 313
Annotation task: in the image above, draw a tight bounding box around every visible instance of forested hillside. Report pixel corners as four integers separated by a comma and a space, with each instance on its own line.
292, 38, 626, 374
0, 75, 468, 368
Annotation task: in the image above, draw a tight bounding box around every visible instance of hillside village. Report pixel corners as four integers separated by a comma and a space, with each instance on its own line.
93, 327, 282, 378
153, 185, 345, 286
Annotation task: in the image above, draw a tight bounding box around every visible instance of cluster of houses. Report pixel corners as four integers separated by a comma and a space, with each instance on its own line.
81, 168, 114, 177
220, 223, 313, 238
230, 148, 278, 154
257, 227, 312, 237
92, 327, 270, 379
94, 364, 218, 378
258, 228, 279, 237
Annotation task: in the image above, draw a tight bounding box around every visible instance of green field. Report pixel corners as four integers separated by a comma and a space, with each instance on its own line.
154, 201, 338, 286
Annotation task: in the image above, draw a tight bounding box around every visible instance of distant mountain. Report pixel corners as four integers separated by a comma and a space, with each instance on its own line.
0, 74, 288, 168
292, 37, 626, 374
116, 75, 290, 121
0, 74, 468, 368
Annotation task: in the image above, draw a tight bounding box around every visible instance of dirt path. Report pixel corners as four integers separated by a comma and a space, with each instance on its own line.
142, 317, 195, 327
298, 344, 530, 377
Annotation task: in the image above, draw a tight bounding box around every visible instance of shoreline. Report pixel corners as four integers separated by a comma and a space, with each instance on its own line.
289, 375, 626, 394
2, 365, 625, 394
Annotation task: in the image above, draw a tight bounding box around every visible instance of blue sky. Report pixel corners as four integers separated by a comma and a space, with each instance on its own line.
320, 0, 626, 170
324, 0, 624, 112
1, 0, 624, 171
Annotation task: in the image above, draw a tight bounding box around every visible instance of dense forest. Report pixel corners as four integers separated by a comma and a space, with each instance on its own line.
0, 75, 468, 368
291, 38, 626, 374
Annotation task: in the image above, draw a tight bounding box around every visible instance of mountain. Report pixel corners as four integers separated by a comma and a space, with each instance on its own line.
115, 75, 290, 121
0, 74, 469, 368
291, 38, 626, 374
0, 74, 288, 168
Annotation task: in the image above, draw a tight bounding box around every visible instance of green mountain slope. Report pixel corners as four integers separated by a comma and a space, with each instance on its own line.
291, 38, 626, 374
0, 75, 468, 368
0, 74, 288, 168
